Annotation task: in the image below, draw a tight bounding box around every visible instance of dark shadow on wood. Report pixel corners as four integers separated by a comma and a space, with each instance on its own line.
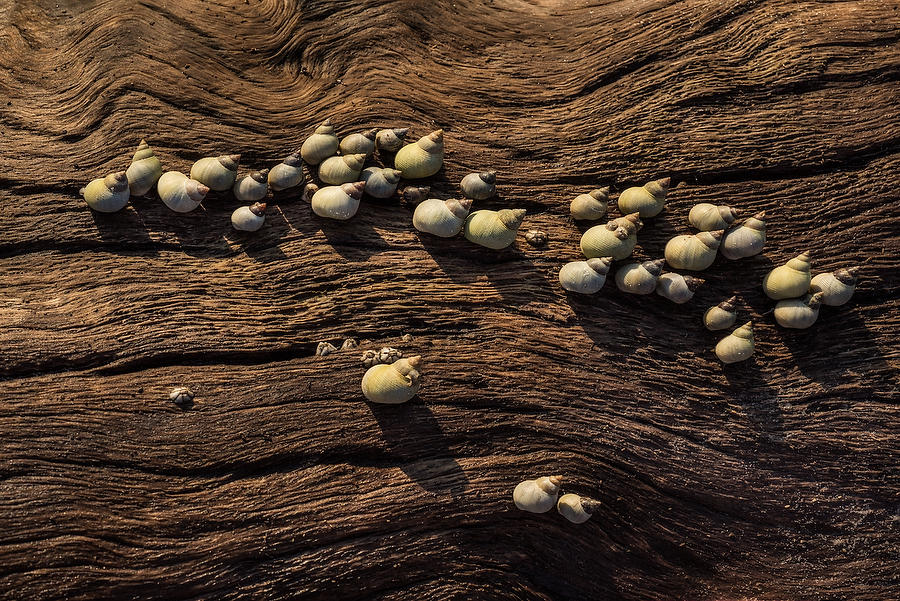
89, 202, 159, 255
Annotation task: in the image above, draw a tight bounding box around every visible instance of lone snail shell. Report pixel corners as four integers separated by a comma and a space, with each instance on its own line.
339, 128, 378, 156
80, 171, 130, 213
617, 177, 670, 218
125, 139, 163, 196
268, 151, 304, 191
664, 230, 724, 271
310, 181, 366, 220
375, 127, 409, 152
394, 130, 444, 179
300, 119, 340, 165
721, 211, 766, 260
231, 202, 266, 232
774, 292, 823, 329
580, 221, 636, 260
615, 259, 666, 295
557, 493, 600, 524
413, 197, 473, 238
361, 167, 403, 199
762, 252, 812, 300
513, 475, 562, 513
318, 153, 366, 186
463, 208, 526, 249
715, 321, 754, 364
190, 154, 240, 191
402, 186, 430, 205
157, 171, 209, 213
361, 356, 422, 404
809, 267, 859, 306
655, 273, 704, 304
460, 171, 497, 200
570, 188, 609, 221
558, 257, 612, 294
233, 169, 269, 202
688, 203, 738, 231
703, 296, 738, 331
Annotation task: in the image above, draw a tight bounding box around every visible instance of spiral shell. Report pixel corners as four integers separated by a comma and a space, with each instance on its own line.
615, 259, 665, 295
525, 229, 548, 246
375, 127, 409, 152
300, 119, 340, 165
268, 152, 304, 191
513, 476, 562, 514
559, 257, 612, 294
774, 292, 823, 329
361, 347, 403, 368
394, 130, 444, 179
318, 153, 366, 186
617, 177, 669, 218
125, 139, 163, 196
580, 221, 636, 260
190, 154, 240, 191
460, 171, 497, 200
302, 183, 319, 203
664, 231, 723, 271
413, 197, 473, 238
715, 321, 754, 364
655, 273, 704, 303
157, 171, 209, 213
463, 208, 526, 249
361, 167, 403, 198
233, 169, 269, 202
762, 252, 812, 300
809, 267, 859, 306
361, 356, 422, 404
557, 494, 600, 524
402, 186, 430, 205
611, 212, 643, 235
688, 203, 738, 231
570, 188, 609, 221
339, 128, 378, 156
169, 387, 194, 405
310, 181, 366, 220
231, 202, 266, 232
80, 171, 130, 213
703, 296, 738, 331
721, 212, 766, 260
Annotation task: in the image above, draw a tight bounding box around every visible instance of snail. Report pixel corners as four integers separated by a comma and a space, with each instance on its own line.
361, 347, 403, 368
231, 202, 266, 232
375, 127, 409, 152
655, 273, 704, 303
318, 153, 366, 186
302, 183, 319, 203
664, 230, 724, 271
169, 387, 194, 405
557, 494, 600, 524
688, 203, 738, 231
339, 128, 378, 156
774, 292, 823, 329
513, 476, 562, 513
300, 119, 339, 165
402, 186, 430, 205
810, 267, 860, 306
525, 229, 548, 247
413, 197, 473, 238
394, 129, 444, 178
190, 154, 240, 191
703, 296, 738, 331
157, 171, 209, 213
558, 257, 613, 294
361, 356, 422, 404
463, 208, 526, 249
233, 169, 269, 202
616, 177, 670, 218
268, 151, 304, 191
361, 167, 403, 198
125, 139, 163, 196
715, 321, 754, 364
310, 181, 366, 220
615, 259, 666, 295
570, 188, 609, 221
460, 171, 497, 200
762, 252, 812, 300
721, 211, 766, 260
316, 341, 338, 357
580, 221, 637, 260
80, 171, 130, 213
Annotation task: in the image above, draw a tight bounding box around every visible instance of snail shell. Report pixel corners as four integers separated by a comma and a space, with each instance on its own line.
460, 171, 497, 200
169, 386, 194, 405
394, 130, 444, 179
688, 203, 738, 231
611, 212, 643, 235
655, 273, 704, 304
810, 267, 859, 306
703, 296, 738, 331
318, 153, 366, 186
413, 197, 473, 238
310, 181, 366, 220
570, 188, 609, 221
763, 252, 812, 300
80, 171, 130, 213
361, 167, 403, 198
233, 169, 269, 202
559, 257, 613, 294
513, 476, 562, 514
525, 229, 548, 247
125, 139, 163, 196
375, 127, 409, 152
190, 154, 240, 191
157, 171, 209, 213
402, 186, 430, 205
580, 221, 636, 260
316, 341, 338, 357
774, 292, 823, 329
664, 230, 723, 271
268, 152, 304, 191
361, 347, 403, 368
339, 128, 378, 156
617, 177, 670, 218
302, 183, 319, 203
615, 259, 666, 295
721, 211, 766, 260
463, 208, 526, 249
557, 493, 600, 524
715, 321, 754, 364
231, 202, 266, 232
361, 356, 422, 404
300, 119, 339, 165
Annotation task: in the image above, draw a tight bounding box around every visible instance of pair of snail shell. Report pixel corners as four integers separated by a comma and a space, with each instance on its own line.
580, 213, 642, 260
413, 198, 473, 237
688, 203, 738, 231
664, 230, 723, 271
617, 177, 670, 218
512, 477, 600, 523
81, 171, 130, 213
615, 259, 665, 295
460, 171, 496, 200
721, 212, 766, 260
463, 208, 527, 249
362, 167, 403, 198
656, 273, 703, 303
233, 170, 269, 202
715, 321, 754, 364
774, 292, 823, 329
231, 202, 266, 232
301, 120, 339, 165
762, 252, 812, 299
157, 171, 209, 212
559, 257, 612, 294
570, 188, 609, 221
361, 356, 422, 404
704, 296, 738, 331
125, 139, 163, 196
339, 128, 378, 156
394, 130, 444, 179
310, 181, 366, 220
810, 267, 859, 306
375, 128, 409, 152
190, 154, 240, 191
319, 153, 366, 185
268, 152, 305, 191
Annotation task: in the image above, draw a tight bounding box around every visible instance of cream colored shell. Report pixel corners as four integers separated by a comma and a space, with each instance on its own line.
233, 170, 269, 202
557, 493, 600, 524
580, 222, 636, 260
339, 128, 377, 156
617, 177, 669, 218
413, 197, 473, 237
460, 171, 497, 200
774, 292, 823, 329
310, 182, 365, 220
570, 188, 609, 221
125, 139, 163, 196
559, 258, 612, 294
513, 476, 562, 513
664, 231, 723, 271
157, 171, 209, 213
703, 296, 738, 331
721, 212, 766, 260
81, 172, 130, 213
715, 321, 754, 364
361, 167, 403, 198
300, 120, 339, 165
615, 259, 665, 295
231, 202, 266, 232
655, 273, 703, 304
268, 152, 304, 191
394, 130, 444, 179
463, 208, 526, 249
361, 356, 422, 404
763, 252, 812, 299
318, 153, 366, 186
810, 268, 859, 306
190, 154, 240, 191
688, 203, 738, 231
375, 127, 409, 152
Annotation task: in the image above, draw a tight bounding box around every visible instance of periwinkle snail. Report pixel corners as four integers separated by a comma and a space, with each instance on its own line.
703, 296, 738, 331
558, 257, 612, 294
80, 171, 130, 213
190, 154, 240, 191
460, 171, 496, 200
339, 128, 378, 156
580, 219, 638, 261
557, 494, 600, 524
233, 169, 269, 202
570, 188, 609, 221
394, 129, 444, 179
361, 167, 403, 198
617, 177, 670, 218
300, 119, 339, 165
125, 139, 163, 196
402, 186, 430, 205
318, 153, 366, 186
268, 151, 304, 191
375, 127, 409, 152
688, 203, 738, 231
655, 273, 704, 304
463, 208, 526, 249
810, 267, 859, 306
513, 476, 562, 513
231, 202, 266, 232
361, 356, 422, 404
774, 292, 823, 329
721, 211, 766, 260
615, 259, 666, 295
413, 197, 473, 238
157, 171, 209, 213
715, 321, 754, 364
762, 252, 812, 300
310, 181, 366, 220
664, 230, 724, 271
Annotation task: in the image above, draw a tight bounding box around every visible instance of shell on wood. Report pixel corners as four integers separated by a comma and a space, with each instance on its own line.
513, 476, 562, 514
570, 188, 609, 221
80, 171, 130, 213
616, 177, 670, 218
703, 296, 738, 331
169, 387, 194, 405
763, 252, 812, 300
233, 169, 269, 202
318, 153, 366, 186
688, 203, 738, 231
302, 183, 319, 203
339, 128, 378, 156
559, 257, 612, 294
525, 229, 548, 246
361, 356, 422, 404
715, 321, 754, 364
774, 292, 823, 329
231, 202, 266, 232
125, 139, 163, 196
375, 127, 409, 152
361, 167, 403, 198
615, 259, 666, 295
557, 493, 600, 524
394, 130, 444, 179
413, 197, 473, 238
580, 221, 636, 260
316, 341, 338, 357
664, 230, 724, 271
721, 211, 766, 260
810, 267, 859, 306
460, 171, 497, 200
310, 181, 366, 220
268, 151, 304, 191
190, 154, 240, 191
463, 208, 526, 249
300, 119, 340, 165
611, 212, 643, 235
157, 171, 209, 213
402, 186, 430, 205
655, 273, 704, 304
361, 347, 403, 368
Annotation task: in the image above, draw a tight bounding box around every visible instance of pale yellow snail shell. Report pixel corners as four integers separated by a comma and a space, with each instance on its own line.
617, 177, 670, 218
339, 128, 378, 156
413, 197, 473, 238
375, 127, 409, 152
688, 203, 738, 231
615, 259, 665, 295
231, 202, 266, 232
721, 211, 766, 260
300, 119, 339, 165
558, 257, 612, 294
80, 171, 130, 213
361, 167, 403, 198
655, 273, 704, 304
233, 169, 269, 202
570, 188, 609, 221
361, 356, 422, 404
463, 208, 526, 249
460, 171, 497, 200
810, 267, 860, 306
310, 181, 366, 220
268, 151, 304, 191
125, 139, 163, 196
704, 295, 738, 331
763, 252, 812, 300
715, 321, 754, 364
190, 154, 240, 191
394, 129, 444, 179
318, 153, 366, 186
774, 292, 823, 329
402, 186, 430, 205
580, 219, 637, 260
664, 230, 724, 271
557, 493, 601, 524
611, 212, 643, 235
157, 171, 209, 213
513, 476, 562, 513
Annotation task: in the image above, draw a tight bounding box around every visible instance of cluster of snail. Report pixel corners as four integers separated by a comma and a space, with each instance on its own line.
513, 476, 599, 524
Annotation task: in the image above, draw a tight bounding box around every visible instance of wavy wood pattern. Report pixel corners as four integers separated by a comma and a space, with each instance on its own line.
1, 0, 898, 599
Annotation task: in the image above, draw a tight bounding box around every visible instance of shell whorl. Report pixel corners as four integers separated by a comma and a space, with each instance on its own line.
806, 291, 824, 309
447, 197, 473, 218
586, 257, 612, 275
315, 119, 335, 135
614, 212, 643, 234
590, 187, 610, 200
498, 208, 526, 229
341, 181, 366, 199
720, 295, 738, 311
733, 321, 754, 340
402, 186, 430, 204
132, 139, 155, 161
284, 152, 302, 167
645, 177, 670, 199
104, 171, 129, 192
250, 169, 269, 183
643, 258, 666, 276
420, 129, 444, 151
478, 171, 496, 184
249, 202, 267, 216
698, 229, 724, 248
219, 154, 240, 171
834, 267, 860, 285
786, 252, 812, 271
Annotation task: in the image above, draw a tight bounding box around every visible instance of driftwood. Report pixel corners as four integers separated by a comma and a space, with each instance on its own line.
0, 0, 898, 599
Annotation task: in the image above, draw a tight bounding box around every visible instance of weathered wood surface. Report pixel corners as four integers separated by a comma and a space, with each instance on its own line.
0, 0, 898, 599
